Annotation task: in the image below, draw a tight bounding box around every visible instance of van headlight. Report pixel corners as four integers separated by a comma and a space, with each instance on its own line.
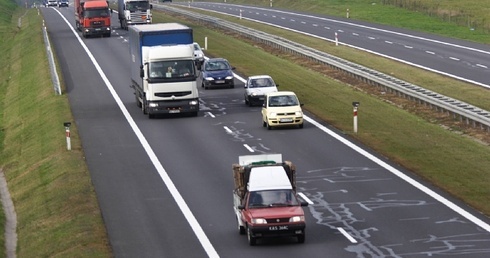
289, 216, 305, 222
252, 218, 267, 224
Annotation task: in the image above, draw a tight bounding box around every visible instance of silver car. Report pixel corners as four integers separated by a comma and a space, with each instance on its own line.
244, 75, 278, 106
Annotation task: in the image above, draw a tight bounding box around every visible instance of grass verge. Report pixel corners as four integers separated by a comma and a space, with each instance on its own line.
0, 5, 112, 257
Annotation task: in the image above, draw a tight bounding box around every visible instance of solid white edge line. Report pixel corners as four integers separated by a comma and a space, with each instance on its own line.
54, 9, 220, 258
303, 116, 490, 233
337, 227, 357, 243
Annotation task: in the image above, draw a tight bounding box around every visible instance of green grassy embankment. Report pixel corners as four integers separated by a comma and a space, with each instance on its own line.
0, 2, 112, 257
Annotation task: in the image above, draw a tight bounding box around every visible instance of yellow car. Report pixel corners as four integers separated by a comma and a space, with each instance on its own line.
262, 91, 304, 129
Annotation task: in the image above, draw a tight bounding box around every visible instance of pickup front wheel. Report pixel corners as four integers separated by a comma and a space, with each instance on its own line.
247, 227, 256, 246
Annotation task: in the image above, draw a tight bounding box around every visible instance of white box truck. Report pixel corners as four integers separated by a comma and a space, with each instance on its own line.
129, 23, 200, 118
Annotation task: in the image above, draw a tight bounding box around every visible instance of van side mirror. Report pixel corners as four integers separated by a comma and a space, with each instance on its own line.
140, 65, 144, 78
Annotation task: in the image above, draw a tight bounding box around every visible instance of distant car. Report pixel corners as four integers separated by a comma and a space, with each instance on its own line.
193, 42, 205, 69
47, 0, 58, 6
58, 0, 68, 7
244, 75, 278, 106
200, 58, 235, 89
262, 91, 304, 129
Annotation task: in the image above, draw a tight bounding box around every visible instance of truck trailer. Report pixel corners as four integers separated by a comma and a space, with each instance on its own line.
233, 154, 308, 245
74, 0, 111, 38
129, 23, 200, 118
117, 0, 152, 30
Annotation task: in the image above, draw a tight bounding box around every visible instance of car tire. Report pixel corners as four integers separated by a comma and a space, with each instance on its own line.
266, 122, 272, 130
298, 234, 305, 243
299, 123, 304, 129
262, 120, 266, 127
238, 219, 245, 235
247, 227, 256, 246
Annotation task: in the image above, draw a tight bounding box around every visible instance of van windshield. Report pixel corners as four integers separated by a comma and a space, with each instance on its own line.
248, 190, 299, 208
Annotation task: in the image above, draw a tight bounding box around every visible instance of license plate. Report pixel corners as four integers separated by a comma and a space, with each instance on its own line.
216, 80, 225, 84
280, 118, 293, 122
95, 28, 101, 31
269, 226, 288, 231
169, 110, 180, 113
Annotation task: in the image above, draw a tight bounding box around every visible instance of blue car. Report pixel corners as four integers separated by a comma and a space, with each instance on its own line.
200, 58, 235, 89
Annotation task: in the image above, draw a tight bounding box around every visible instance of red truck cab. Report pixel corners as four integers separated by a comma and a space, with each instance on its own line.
75, 0, 111, 38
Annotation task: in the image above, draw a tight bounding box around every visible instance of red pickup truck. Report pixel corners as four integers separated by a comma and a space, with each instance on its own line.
233, 154, 308, 245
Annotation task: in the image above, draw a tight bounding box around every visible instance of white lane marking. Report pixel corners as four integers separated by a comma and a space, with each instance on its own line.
337, 227, 358, 243
426, 51, 435, 55
303, 116, 490, 232
223, 126, 233, 134
476, 64, 488, 68
298, 192, 314, 205
385, 41, 393, 44
449, 57, 460, 61
206, 112, 216, 118
243, 144, 254, 152
54, 9, 220, 258
404, 45, 413, 49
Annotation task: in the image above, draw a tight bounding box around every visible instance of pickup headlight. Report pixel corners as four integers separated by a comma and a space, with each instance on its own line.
289, 216, 305, 222
251, 218, 267, 224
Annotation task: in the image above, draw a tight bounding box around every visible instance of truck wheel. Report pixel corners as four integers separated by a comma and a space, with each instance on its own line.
247, 227, 256, 246
135, 94, 142, 108
297, 234, 305, 243
142, 100, 147, 115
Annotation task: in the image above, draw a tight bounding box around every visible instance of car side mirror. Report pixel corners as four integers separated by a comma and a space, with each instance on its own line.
238, 205, 245, 210
300, 201, 308, 207
300, 103, 304, 107
150, 4, 153, 9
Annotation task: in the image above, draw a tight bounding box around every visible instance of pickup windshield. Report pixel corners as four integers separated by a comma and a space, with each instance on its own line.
248, 190, 299, 208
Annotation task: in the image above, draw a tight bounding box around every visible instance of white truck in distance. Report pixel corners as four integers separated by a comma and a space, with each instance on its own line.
233, 154, 308, 245
129, 23, 200, 118
117, 0, 152, 30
